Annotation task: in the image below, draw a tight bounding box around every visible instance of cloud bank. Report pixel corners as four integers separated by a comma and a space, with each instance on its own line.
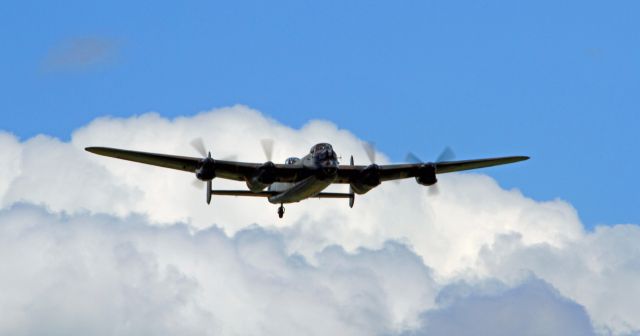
0, 105, 638, 335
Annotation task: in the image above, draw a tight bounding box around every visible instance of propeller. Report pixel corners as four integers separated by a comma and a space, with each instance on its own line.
405, 152, 422, 164
190, 138, 236, 204
363, 141, 376, 163
191, 137, 237, 161
405, 147, 456, 195
349, 155, 355, 208
191, 137, 207, 158
436, 146, 456, 163
192, 179, 205, 189
190, 137, 212, 190
261, 138, 274, 162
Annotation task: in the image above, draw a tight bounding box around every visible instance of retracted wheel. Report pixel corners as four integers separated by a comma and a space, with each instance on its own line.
277, 204, 285, 218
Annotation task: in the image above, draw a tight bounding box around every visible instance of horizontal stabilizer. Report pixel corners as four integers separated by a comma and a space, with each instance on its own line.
210, 190, 353, 199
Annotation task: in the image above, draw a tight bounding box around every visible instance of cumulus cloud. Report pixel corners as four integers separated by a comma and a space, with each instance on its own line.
415, 278, 595, 336
0, 105, 637, 334
0, 204, 591, 335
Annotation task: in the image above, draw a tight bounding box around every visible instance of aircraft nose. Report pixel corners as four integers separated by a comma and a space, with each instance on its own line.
321, 156, 338, 174
322, 166, 337, 176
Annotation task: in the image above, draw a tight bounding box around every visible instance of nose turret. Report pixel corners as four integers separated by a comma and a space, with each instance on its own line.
311, 143, 337, 162
310, 143, 338, 178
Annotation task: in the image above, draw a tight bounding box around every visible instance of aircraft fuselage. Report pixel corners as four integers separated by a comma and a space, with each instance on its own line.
267, 143, 338, 204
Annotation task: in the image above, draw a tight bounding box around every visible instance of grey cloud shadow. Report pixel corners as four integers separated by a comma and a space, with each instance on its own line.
42, 36, 120, 73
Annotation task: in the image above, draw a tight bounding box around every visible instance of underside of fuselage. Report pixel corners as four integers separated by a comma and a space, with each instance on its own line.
267, 175, 335, 204
262, 143, 339, 204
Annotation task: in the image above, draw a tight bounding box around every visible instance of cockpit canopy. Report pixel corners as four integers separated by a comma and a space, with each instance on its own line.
310, 143, 333, 154
285, 157, 300, 165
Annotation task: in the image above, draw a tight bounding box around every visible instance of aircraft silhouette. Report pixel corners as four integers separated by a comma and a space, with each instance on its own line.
86, 139, 528, 218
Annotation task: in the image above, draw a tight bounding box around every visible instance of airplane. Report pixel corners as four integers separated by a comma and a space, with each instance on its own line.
85, 139, 528, 218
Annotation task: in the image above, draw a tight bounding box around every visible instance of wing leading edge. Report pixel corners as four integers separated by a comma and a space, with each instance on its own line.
335, 155, 529, 183
434, 156, 529, 174
85, 146, 268, 181
86, 147, 528, 186
85, 147, 201, 172
85, 146, 305, 182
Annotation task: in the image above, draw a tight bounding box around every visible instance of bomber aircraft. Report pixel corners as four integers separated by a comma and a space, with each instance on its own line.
86, 139, 528, 218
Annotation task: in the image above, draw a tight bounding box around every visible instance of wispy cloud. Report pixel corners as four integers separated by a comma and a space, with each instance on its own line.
42, 36, 118, 72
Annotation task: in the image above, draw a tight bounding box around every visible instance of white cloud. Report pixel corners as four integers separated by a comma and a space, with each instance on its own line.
0, 204, 591, 336
477, 226, 640, 334
415, 278, 595, 336
0, 205, 436, 335
0, 132, 22, 207
0, 105, 637, 334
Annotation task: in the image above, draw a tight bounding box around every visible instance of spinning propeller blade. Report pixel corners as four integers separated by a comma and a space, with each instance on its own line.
436, 146, 456, 163
405, 152, 422, 164
405, 147, 456, 195
261, 139, 274, 161
363, 142, 376, 163
190, 137, 207, 157
190, 138, 212, 191
192, 179, 204, 189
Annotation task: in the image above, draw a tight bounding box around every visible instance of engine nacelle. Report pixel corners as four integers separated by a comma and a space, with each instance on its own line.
415, 164, 437, 186
350, 164, 381, 194
246, 161, 276, 192
196, 157, 216, 181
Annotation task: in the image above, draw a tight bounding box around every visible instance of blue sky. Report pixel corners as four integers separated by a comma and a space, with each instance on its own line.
1, 0, 638, 227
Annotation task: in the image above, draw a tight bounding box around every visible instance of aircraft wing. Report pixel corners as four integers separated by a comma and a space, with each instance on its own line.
87, 147, 527, 185
86, 147, 202, 172
432, 156, 529, 174
85, 147, 301, 182
334, 156, 529, 183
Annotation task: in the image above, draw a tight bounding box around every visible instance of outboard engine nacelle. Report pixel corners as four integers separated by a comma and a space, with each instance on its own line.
247, 161, 276, 192
350, 164, 381, 194
415, 164, 437, 186
196, 157, 216, 181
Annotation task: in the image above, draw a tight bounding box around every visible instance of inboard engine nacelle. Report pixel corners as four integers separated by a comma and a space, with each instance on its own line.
415, 164, 437, 186
350, 164, 381, 194
246, 161, 276, 192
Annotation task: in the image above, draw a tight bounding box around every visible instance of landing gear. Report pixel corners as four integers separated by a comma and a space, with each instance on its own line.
277, 204, 285, 218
